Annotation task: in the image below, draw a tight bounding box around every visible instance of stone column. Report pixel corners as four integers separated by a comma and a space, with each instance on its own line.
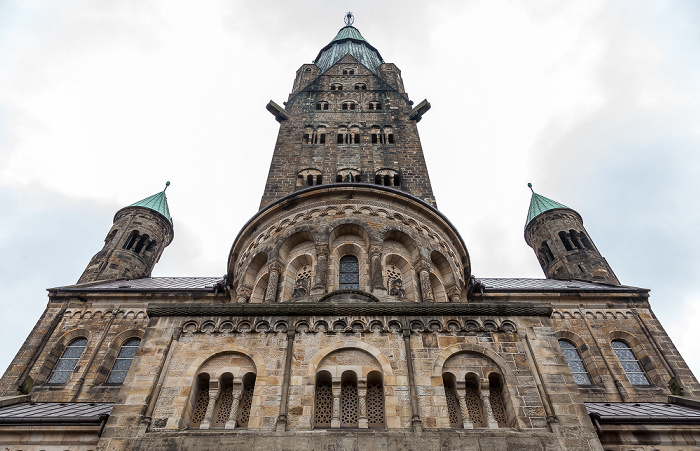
236, 285, 252, 303
402, 328, 423, 431
264, 260, 282, 303
313, 245, 329, 294
358, 381, 368, 429
455, 381, 473, 429
416, 261, 434, 303
225, 382, 243, 429
369, 248, 384, 292
276, 330, 295, 431
479, 380, 499, 429
200, 381, 219, 429
331, 382, 341, 428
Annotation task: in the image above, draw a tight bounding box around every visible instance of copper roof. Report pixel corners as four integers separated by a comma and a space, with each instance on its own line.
0, 402, 113, 425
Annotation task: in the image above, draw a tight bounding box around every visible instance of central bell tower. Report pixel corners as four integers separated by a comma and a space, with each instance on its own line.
229, 14, 470, 306
260, 13, 436, 210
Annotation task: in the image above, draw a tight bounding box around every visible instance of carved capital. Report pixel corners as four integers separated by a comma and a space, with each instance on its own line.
315, 244, 330, 258
414, 259, 431, 274
268, 260, 283, 274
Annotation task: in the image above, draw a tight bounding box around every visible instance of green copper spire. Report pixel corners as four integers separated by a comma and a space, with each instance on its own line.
525, 183, 569, 228
128, 181, 172, 224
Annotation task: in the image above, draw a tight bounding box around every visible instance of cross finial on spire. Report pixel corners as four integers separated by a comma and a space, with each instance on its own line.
528, 182, 534, 194
164, 181, 170, 192
344, 12, 354, 26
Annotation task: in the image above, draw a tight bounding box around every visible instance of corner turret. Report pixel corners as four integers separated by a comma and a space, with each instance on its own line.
524, 184, 619, 285
77, 183, 174, 284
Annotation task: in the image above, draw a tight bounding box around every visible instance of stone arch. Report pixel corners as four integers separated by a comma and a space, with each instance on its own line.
329, 223, 372, 291
278, 230, 316, 262
555, 330, 602, 385
383, 229, 419, 262
241, 252, 267, 293
308, 341, 394, 379
281, 253, 314, 301
383, 253, 417, 301
608, 330, 661, 386
37, 328, 92, 384
94, 328, 145, 386
431, 250, 456, 288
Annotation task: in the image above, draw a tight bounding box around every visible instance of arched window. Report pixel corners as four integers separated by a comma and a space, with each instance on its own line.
336, 168, 361, 183
342, 101, 357, 110
612, 340, 650, 386
342, 68, 355, 75
374, 169, 400, 187
190, 373, 210, 428
123, 230, 139, 250
316, 101, 330, 110
330, 83, 343, 91
340, 371, 358, 428
339, 255, 359, 289
464, 375, 485, 427
297, 169, 323, 187
134, 234, 150, 254
367, 101, 382, 110
569, 230, 584, 249
236, 373, 256, 428
314, 371, 333, 428
442, 373, 462, 428
488, 374, 508, 427
354, 83, 366, 90
303, 126, 326, 145
559, 231, 573, 251
384, 126, 395, 144
558, 340, 591, 385
337, 126, 360, 144
106, 337, 141, 384
104, 229, 118, 247
293, 265, 311, 298
366, 371, 385, 428
48, 337, 88, 384
580, 233, 594, 250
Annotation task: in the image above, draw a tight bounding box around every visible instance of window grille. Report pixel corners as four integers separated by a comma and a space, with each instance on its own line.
106, 337, 141, 384
340, 379, 358, 427
366, 381, 385, 428
314, 380, 333, 427
465, 383, 485, 427
236, 382, 255, 427
612, 340, 650, 385
190, 382, 209, 428
559, 340, 592, 385
489, 379, 507, 427
213, 383, 233, 428
339, 255, 359, 289
387, 266, 405, 298
293, 266, 312, 298
443, 379, 461, 427
48, 337, 87, 384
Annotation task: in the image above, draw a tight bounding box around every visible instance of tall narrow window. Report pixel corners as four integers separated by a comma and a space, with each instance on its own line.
442, 373, 462, 427
559, 231, 573, 251
339, 255, 359, 289
465, 377, 485, 427
354, 83, 366, 90
559, 340, 592, 385
314, 372, 333, 428
612, 340, 650, 386
236, 373, 256, 428
488, 374, 508, 427
340, 372, 358, 428
123, 231, 139, 250
366, 371, 385, 428
190, 373, 210, 428
48, 337, 88, 384
106, 337, 141, 384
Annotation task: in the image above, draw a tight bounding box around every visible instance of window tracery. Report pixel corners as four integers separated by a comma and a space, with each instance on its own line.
293, 265, 311, 298
386, 265, 405, 298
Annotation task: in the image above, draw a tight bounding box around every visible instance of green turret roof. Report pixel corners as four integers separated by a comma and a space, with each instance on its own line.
313, 15, 384, 74
525, 183, 569, 228
331, 25, 367, 43
128, 182, 172, 224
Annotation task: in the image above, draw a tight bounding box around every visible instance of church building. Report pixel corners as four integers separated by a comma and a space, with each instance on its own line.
1, 13, 699, 450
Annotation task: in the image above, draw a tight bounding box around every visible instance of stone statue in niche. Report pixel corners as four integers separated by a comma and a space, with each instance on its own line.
293, 265, 312, 298
389, 278, 405, 298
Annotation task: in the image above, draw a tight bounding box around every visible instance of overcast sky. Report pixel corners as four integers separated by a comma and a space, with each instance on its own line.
1, 1, 699, 381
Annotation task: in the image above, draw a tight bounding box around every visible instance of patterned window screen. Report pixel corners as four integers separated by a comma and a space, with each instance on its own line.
48, 337, 88, 384
314, 379, 333, 427
366, 380, 385, 428
558, 340, 592, 385
612, 340, 650, 385
339, 255, 359, 289
106, 338, 141, 384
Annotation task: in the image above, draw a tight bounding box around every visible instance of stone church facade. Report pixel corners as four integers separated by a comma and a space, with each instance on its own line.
1, 14, 699, 451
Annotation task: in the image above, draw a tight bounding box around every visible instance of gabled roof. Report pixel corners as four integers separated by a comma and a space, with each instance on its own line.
314, 25, 384, 74
125, 182, 172, 224
525, 184, 571, 228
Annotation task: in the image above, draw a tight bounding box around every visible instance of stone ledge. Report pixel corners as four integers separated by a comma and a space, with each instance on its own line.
146, 301, 553, 317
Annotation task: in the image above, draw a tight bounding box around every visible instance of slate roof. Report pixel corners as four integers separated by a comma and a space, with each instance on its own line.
314, 26, 384, 74
0, 402, 113, 425
479, 278, 645, 293
585, 402, 700, 424
52, 277, 645, 294
54, 277, 223, 293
